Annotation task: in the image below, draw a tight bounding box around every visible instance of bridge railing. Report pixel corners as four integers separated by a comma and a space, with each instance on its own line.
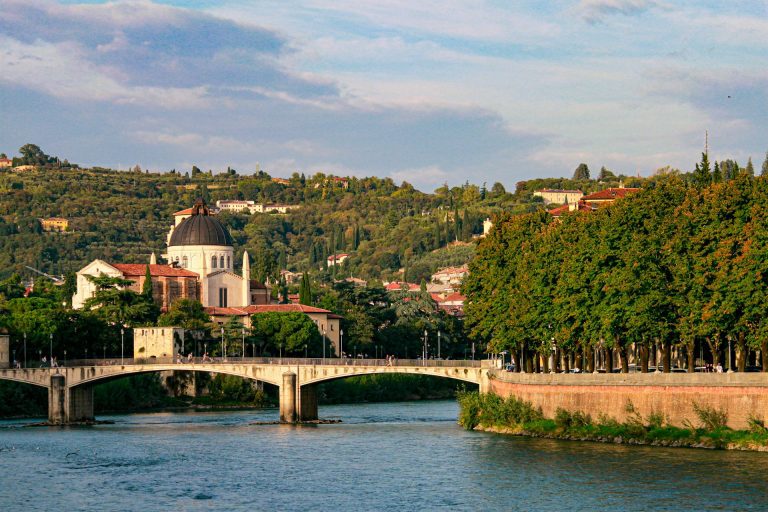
57, 357, 485, 368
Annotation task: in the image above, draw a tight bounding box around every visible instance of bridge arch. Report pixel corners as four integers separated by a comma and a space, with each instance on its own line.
297, 366, 484, 387
68, 364, 282, 389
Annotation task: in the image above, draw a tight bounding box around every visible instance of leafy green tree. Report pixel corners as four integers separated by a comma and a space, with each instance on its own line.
249, 312, 323, 356
83, 274, 159, 327
572, 163, 590, 180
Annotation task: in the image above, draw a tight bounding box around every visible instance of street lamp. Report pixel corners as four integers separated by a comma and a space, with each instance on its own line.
550, 339, 556, 374
49, 333, 53, 366
103, 344, 106, 360
340, 329, 344, 359
322, 329, 327, 360
64, 350, 67, 367
38, 349, 42, 367
121, 328, 124, 365
221, 327, 225, 362
23, 332, 27, 369
655, 342, 661, 373
242, 328, 245, 360
423, 329, 428, 365
437, 330, 441, 359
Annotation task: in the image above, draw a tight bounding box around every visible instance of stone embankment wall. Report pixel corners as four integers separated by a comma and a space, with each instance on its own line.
488, 372, 768, 430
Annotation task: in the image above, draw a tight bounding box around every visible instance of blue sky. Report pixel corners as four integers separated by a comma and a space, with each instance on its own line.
1, 0, 766, 190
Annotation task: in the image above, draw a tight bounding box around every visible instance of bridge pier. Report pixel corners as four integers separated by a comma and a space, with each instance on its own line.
299, 385, 318, 422
48, 374, 94, 425
280, 372, 297, 423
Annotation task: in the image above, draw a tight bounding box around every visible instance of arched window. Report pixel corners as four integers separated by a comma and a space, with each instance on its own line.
182, 256, 188, 268
220, 255, 225, 269
212, 255, 217, 269
227, 255, 231, 269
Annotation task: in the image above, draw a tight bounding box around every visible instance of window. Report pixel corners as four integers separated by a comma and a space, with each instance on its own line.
227, 255, 231, 269
220, 255, 225, 269
218, 287, 228, 307
182, 256, 188, 268
212, 255, 217, 269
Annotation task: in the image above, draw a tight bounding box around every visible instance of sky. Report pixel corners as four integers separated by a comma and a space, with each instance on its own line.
1, 0, 766, 191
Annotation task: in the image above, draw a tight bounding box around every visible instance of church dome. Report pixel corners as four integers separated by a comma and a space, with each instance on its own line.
169, 199, 233, 247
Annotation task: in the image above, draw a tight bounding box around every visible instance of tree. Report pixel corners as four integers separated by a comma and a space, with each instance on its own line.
83, 274, 159, 327
745, 157, 755, 176
598, 166, 616, 180
762, 152, 768, 176
157, 299, 210, 332
299, 272, 312, 305
18, 144, 50, 166
142, 265, 153, 299
692, 152, 712, 188
250, 312, 323, 356
572, 163, 590, 180
712, 161, 722, 183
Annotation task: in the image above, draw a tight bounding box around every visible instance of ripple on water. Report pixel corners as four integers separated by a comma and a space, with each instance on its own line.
1, 402, 768, 512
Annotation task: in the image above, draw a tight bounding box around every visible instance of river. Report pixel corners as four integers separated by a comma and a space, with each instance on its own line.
1, 400, 767, 511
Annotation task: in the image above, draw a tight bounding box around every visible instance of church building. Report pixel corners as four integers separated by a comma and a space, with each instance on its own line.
73, 199, 270, 310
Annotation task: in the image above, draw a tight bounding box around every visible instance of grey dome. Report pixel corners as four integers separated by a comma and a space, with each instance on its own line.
169, 199, 233, 247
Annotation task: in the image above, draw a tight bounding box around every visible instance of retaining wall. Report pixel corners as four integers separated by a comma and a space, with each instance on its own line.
488, 372, 768, 430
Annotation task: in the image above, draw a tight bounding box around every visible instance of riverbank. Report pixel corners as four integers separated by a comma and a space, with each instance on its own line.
458, 390, 768, 452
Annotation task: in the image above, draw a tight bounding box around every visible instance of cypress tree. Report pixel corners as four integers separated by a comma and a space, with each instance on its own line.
712, 161, 722, 183
142, 264, 153, 298
761, 151, 768, 176
746, 157, 755, 176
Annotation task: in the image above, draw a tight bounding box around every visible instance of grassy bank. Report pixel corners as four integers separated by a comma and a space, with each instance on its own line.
457, 390, 768, 451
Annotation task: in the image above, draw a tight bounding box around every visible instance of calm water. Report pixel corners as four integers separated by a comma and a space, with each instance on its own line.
1, 401, 767, 511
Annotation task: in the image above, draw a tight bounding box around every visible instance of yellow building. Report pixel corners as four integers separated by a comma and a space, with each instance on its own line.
41, 217, 68, 232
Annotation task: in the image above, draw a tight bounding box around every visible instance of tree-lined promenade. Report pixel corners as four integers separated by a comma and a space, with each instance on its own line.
464, 156, 768, 374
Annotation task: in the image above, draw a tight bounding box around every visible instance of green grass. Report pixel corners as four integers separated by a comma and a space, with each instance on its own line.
457, 391, 768, 450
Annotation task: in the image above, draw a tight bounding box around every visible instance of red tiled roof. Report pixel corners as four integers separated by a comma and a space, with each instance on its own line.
548, 204, 571, 216
385, 281, 421, 291
244, 304, 334, 314
327, 253, 350, 261
173, 207, 194, 216
441, 292, 466, 302
581, 188, 640, 201
113, 264, 198, 277
205, 307, 249, 316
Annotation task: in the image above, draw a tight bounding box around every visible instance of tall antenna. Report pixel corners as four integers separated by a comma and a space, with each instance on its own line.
705, 130, 709, 157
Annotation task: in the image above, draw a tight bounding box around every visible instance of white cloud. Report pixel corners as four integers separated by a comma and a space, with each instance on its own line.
0, 36, 210, 107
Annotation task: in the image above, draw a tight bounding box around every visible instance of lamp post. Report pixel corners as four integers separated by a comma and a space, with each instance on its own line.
103, 344, 106, 360
340, 329, 344, 359
204, 342, 208, 358
221, 327, 225, 362
23, 332, 27, 369
550, 339, 556, 374
437, 330, 441, 360
304, 345, 307, 358
49, 333, 53, 366
242, 328, 245, 360
593, 344, 599, 374
64, 350, 67, 367
423, 329, 428, 365
322, 329, 326, 360
471, 342, 475, 360
38, 349, 42, 367
120, 328, 124, 365
84, 347, 87, 362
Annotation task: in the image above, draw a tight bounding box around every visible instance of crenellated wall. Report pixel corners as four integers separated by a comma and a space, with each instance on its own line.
488, 372, 768, 430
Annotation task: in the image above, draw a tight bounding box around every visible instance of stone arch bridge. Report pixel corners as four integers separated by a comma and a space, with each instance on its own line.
0, 358, 493, 424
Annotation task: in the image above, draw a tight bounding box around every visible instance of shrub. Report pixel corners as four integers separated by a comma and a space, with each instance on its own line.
747, 414, 767, 434
692, 402, 729, 431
